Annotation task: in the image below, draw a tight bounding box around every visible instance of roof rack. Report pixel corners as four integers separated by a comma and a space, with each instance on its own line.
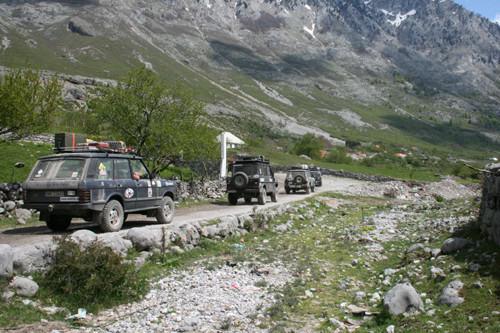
53, 141, 134, 154
235, 155, 269, 163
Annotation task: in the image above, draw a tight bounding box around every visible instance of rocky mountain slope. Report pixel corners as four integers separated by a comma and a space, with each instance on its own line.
0, 0, 499, 152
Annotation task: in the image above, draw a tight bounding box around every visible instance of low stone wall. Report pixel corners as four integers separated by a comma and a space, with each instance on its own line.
176, 179, 225, 201
478, 163, 500, 246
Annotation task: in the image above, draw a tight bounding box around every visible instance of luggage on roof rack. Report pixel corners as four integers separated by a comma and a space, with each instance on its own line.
238, 155, 268, 162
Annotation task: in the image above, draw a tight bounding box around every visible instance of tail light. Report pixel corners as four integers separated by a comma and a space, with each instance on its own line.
78, 189, 91, 202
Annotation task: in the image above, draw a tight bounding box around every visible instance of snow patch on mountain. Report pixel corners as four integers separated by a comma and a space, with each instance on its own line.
382, 9, 416, 27
303, 24, 316, 39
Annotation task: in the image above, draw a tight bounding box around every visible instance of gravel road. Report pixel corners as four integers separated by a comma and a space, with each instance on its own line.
0, 174, 366, 248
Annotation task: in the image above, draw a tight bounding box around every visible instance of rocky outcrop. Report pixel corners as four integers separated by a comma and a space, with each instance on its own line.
67, 17, 97, 37
479, 163, 500, 246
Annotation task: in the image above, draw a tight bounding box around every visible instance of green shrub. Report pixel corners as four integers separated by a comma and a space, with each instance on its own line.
432, 193, 445, 202
40, 236, 148, 313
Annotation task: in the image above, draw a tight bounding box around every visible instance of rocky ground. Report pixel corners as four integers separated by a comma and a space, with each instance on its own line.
2, 176, 495, 333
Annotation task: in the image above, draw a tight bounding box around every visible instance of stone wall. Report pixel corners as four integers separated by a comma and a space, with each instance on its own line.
479, 163, 500, 246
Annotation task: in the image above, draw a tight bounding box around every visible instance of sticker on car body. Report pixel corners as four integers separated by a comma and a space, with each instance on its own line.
124, 188, 134, 198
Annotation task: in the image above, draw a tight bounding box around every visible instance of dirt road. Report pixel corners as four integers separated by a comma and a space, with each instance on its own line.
0, 175, 366, 248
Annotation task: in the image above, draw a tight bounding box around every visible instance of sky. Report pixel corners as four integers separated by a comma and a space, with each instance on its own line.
453, 0, 500, 24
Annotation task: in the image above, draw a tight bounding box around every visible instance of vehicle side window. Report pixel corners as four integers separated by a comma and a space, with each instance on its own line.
130, 159, 150, 179
87, 158, 114, 180
115, 159, 131, 179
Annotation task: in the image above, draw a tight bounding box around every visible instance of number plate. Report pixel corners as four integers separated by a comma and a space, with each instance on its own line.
46, 191, 64, 197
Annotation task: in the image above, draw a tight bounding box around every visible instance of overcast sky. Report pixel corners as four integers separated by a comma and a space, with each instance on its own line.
454, 0, 500, 24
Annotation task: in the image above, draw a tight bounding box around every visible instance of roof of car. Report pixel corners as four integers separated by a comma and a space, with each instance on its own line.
37, 153, 143, 160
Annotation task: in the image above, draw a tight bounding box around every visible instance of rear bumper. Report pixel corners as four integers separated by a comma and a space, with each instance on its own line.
285, 184, 308, 189
22, 202, 104, 216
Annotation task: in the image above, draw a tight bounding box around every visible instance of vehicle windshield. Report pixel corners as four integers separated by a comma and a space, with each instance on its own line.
30, 158, 86, 180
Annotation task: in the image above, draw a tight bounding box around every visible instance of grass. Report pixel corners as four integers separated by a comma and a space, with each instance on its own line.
0, 140, 53, 183
234, 147, 444, 182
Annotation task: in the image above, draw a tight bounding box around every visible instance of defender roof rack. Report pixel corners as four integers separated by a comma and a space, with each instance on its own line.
234, 154, 269, 163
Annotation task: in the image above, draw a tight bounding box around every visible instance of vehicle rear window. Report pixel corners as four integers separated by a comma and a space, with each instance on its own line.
30, 159, 86, 180
233, 164, 255, 175
287, 170, 305, 179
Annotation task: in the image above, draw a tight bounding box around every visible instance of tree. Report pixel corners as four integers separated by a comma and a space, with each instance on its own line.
291, 133, 323, 159
84, 66, 219, 175
0, 67, 63, 140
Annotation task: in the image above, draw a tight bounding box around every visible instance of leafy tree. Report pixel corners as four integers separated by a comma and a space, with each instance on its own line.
291, 133, 323, 159
0, 67, 63, 140
84, 66, 219, 175
326, 147, 352, 164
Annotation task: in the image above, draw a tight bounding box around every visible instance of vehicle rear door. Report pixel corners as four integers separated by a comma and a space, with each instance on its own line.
114, 158, 136, 211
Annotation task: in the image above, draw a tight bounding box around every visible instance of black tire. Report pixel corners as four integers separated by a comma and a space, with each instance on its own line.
156, 196, 175, 224
46, 215, 72, 231
228, 193, 238, 205
99, 200, 124, 232
258, 188, 266, 205
232, 172, 249, 190
244, 195, 252, 203
271, 188, 278, 202
285, 188, 290, 194
294, 175, 304, 184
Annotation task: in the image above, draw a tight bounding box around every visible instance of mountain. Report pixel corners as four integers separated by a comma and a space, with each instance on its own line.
0, 0, 499, 156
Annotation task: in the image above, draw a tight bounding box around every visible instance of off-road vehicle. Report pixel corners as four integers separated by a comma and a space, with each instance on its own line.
226, 155, 278, 205
309, 165, 322, 187
284, 167, 315, 194
22, 148, 178, 232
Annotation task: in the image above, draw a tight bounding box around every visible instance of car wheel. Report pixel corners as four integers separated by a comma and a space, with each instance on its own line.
156, 196, 175, 224
258, 188, 266, 205
232, 172, 249, 190
99, 200, 124, 232
285, 188, 290, 194
228, 193, 238, 205
244, 195, 252, 203
271, 188, 278, 202
46, 215, 71, 231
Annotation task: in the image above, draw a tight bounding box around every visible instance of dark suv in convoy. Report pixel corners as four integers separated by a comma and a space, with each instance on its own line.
309, 165, 322, 187
22, 151, 178, 232
226, 155, 278, 205
284, 167, 315, 194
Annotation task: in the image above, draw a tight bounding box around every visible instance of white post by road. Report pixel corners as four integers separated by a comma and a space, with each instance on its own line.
220, 132, 227, 178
